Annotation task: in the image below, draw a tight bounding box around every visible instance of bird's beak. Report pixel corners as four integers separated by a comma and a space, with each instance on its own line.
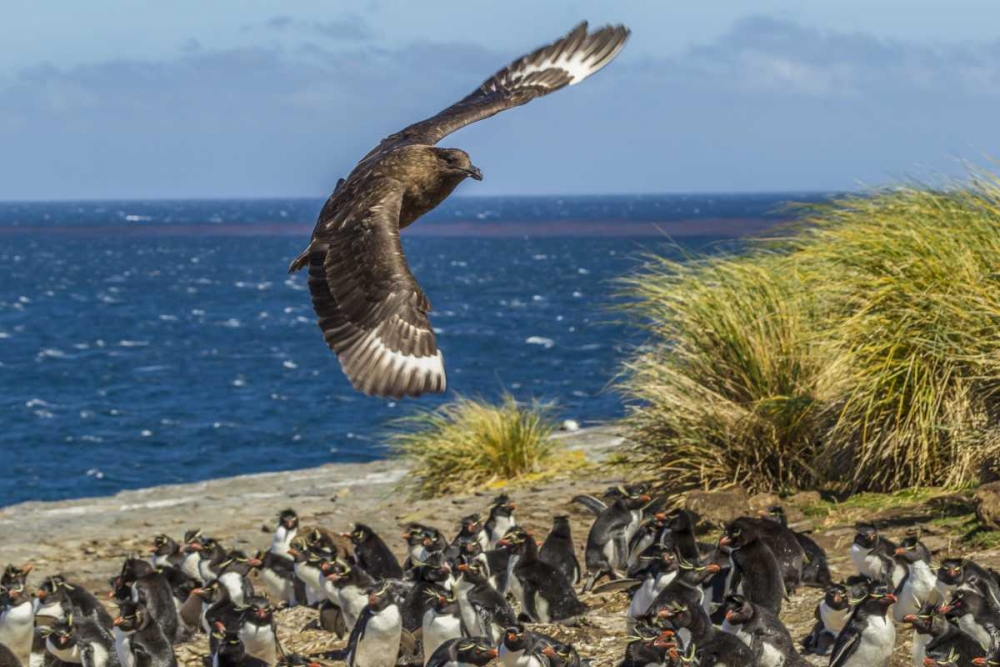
466, 166, 483, 181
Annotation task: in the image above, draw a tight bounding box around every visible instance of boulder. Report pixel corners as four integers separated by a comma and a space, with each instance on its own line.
787, 490, 823, 508
975, 481, 1000, 530
685, 487, 750, 527
748, 492, 782, 513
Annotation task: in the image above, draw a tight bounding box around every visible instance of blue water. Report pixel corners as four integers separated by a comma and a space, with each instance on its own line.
0, 195, 819, 507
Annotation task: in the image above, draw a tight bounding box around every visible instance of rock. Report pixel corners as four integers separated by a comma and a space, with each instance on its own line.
561, 419, 581, 432
684, 487, 750, 527
787, 491, 822, 508
975, 482, 1000, 530
748, 493, 781, 513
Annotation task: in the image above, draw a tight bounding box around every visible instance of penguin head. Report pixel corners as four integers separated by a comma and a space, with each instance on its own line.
458, 538, 484, 559
631, 545, 678, 579
893, 536, 927, 564
721, 594, 753, 625
365, 581, 397, 611
218, 550, 255, 575
34, 574, 71, 607
902, 600, 942, 633
0, 563, 31, 590
181, 529, 205, 553
347, 523, 373, 545
654, 600, 693, 630
149, 534, 177, 558
454, 639, 498, 666
823, 583, 850, 610
429, 590, 459, 614
495, 526, 530, 551
240, 596, 274, 627
938, 589, 984, 620
973, 650, 1000, 666
322, 559, 351, 584
668, 643, 699, 666
540, 641, 579, 667
759, 505, 787, 527
113, 599, 148, 633
719, 520, 757, 550
675, 557, 720, 585
107, 573, 130, 602
862, 585, 897, 614
455, 558, 487, 584
459, 514, 483, 536
47, 614, 77, 649
937, 558, 965, 587
277, 509, 299, 532
489, 495, 517, 519
402, 524, 428, 547
502, 625, 529, 651
853, 523, 879, 549
663, 509, 696, 533
925, 650, 960, 666
606, 485, 653, 509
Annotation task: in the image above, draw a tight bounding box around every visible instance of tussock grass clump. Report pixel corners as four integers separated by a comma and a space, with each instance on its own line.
390, 394, 562, 498
621, 256, 825, 494
621, 176, 1000, 493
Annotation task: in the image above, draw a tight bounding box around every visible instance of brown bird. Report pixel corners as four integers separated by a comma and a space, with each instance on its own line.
290, 21, 631, 398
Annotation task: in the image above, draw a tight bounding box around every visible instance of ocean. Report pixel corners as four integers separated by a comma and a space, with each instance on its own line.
0, 194, 822, 507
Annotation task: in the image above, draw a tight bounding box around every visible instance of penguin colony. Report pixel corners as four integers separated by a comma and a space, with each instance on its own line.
2, 488, 999, 667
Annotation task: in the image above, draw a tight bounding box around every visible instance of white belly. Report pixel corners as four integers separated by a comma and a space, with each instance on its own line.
627, 571, 676, 631
218, 572, 246, 606
820, 603, 850, 633
506, 556, 524, 608
893, 562, 939, 623
180, 553, 203, 582
89, 643, 111, 667
0, 601, 36, 666
337, 587, 369, 631
240, 624, 277, 666
46, 639, 82, 664
721, 620, 752, 648
844, 617, 895, 667
849, 544, 883, 580
270, 527, 295, 558
489, 517, 515, 548
114, 628, 135, 667
422, 612, 463, 666
912, 631, 929, 667
261, 568, 294, 605
534, 593, 551, 624
958, 615, 993, 650
351, 607, 401, 667
759, 643, 785, 667
294, 564, 325, 606
454, 585, 482, 638
498, 647, 543, 667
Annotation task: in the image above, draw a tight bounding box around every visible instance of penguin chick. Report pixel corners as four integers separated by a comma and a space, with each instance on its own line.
827, 586, 896, 667
113, 600, 177, 667
425, 637, 497, 667
718, 521, 785, 614
497, 527, 587, 623
346, 524, 403, 580
720, 594, 810, 667
538, 516, 581, 586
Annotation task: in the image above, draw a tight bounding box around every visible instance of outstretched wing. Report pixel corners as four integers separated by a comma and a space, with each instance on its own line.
307, 180, 445, 398
365, 22, 629, 157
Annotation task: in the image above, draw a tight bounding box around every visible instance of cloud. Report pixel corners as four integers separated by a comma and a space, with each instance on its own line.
255, 14, 374, 41
1, 16, 1000, 198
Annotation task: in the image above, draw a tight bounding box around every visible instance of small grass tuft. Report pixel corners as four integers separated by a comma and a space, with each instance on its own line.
390, 394, 567, 499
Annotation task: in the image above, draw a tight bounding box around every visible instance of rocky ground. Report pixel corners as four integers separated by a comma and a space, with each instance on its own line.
0, 426, 996, 667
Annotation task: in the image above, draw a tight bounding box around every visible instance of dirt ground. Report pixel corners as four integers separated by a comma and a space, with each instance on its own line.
0, 427, 993, 667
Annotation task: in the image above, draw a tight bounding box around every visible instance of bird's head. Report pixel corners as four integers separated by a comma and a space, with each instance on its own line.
435, 148, 483, 181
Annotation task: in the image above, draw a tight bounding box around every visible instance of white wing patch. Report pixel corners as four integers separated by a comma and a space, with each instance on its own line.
340, 327, 446, 398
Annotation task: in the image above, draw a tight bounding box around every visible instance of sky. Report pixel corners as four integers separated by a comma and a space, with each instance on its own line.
2, 1, 999, 199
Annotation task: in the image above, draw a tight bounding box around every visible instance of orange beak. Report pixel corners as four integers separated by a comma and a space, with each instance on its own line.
113, 617, 124, 627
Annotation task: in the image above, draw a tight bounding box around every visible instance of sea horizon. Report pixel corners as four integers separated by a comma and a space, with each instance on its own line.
0, 193, 817, 507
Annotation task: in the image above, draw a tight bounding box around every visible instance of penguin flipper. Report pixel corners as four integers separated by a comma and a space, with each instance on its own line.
590, 579, 641, 595
571, 495, 608, 516
827, 628, 860, 667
